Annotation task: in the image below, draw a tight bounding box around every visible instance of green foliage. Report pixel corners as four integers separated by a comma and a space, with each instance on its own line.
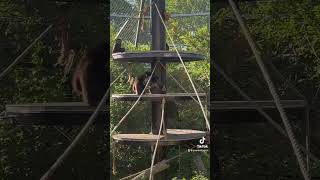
243, 0, 320, 93
190, 174, 209, 180
172, 173, 208, 180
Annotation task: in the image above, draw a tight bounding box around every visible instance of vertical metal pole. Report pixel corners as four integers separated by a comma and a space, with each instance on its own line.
135, 0, 145, 47
150, 0, 166, 179
150, 0, 167, 133
305, 106, 310, 174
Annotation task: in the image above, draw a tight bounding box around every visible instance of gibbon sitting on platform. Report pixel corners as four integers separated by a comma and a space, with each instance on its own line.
112, 38, 125, 53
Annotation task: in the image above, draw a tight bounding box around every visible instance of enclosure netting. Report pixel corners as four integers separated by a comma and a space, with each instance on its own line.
110, 0, 209, 48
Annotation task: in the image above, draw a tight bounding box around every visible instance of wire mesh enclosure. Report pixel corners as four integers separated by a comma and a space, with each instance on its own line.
110, 0, 210, 48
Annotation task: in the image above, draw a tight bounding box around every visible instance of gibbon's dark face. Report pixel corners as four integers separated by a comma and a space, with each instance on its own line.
116, 39, 122, 45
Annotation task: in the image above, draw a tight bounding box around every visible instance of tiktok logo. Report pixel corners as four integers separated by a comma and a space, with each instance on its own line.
199, 137, 205, 144
197, 136, 208, 149
188, 136, 209, 152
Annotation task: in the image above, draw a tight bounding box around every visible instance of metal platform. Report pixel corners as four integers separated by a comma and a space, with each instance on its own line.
4, 102, 108, 126
112, 93, 206, 101
112, 51, 204, 63
112, 129, 209, 145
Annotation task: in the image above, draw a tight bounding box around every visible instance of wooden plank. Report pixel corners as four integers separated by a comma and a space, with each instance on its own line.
112, 51, 204, 63
112, 93, 206, 101
6, 100, 304, 113
112, 129, 208, 146
6, 102, 108, 113
211, 100, 306, 110
4, 102, 108, 126
112, 96, 305, 109
3, 100, 306, 126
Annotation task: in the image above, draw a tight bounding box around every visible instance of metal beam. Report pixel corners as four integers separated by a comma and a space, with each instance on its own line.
150, 0, 167, 179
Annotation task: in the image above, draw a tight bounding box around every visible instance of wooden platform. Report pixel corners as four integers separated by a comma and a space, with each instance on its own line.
2, 100, 306, 125
112, 93, 206, 101
112, 129, 209, 145
211, 100, 307, 110
4, 102, 108, 126
112, 51, 204, 63
212, 100, 307, 124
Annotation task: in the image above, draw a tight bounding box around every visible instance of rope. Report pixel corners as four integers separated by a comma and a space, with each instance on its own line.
228, 0, 309, 179
40, 69, 126, 180
0, 24, 53, 81
159, 62, 200, 106
111, 62, 159, 135
113, 3, 141, 42
154, 3, 210, 131
212, 61, 319, 162
149, 98, 165, 180
114, 18, 130, 41
121, 148, 190, 180
159, 62, 209, 131
264, 43, 312, 170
